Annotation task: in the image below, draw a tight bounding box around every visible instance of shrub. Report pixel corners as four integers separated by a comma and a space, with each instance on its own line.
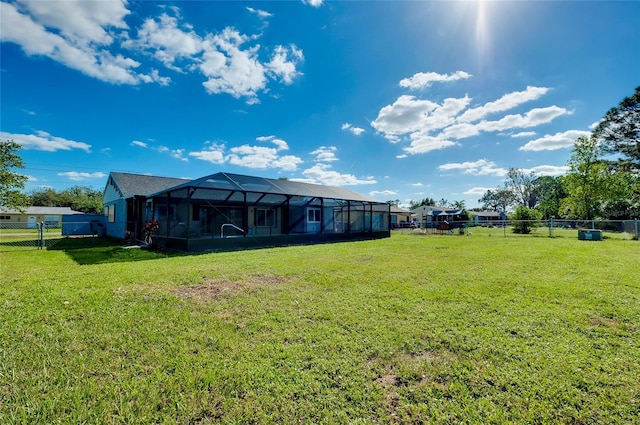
511, 206, 541, 234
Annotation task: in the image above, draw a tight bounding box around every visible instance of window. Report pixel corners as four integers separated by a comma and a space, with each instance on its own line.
105, 205, 115, 223
0, 215, 10, 220
307, 208, 321, 223
256, 208, 276, 227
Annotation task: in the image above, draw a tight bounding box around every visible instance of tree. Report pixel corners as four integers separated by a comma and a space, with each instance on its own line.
452, 200, 466, 210
408, 197, 436, 209
511, 206, 541, 234
479, 188, 516, 212
505, 168, 538, 208
533, 175, 568, 220
592, 86, 640, 171
29, 187, 61, 207
29, 186, 103, 214
386, 199, 400, 207
561, 136, 611, 220
0, 140, 30, 211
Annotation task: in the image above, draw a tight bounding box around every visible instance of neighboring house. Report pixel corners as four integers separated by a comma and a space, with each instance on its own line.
103, 171, 390, 252
0, 206, 83, 229
469, 210, 506, 226
390, 206, 415, 228
410, 205, 466, 228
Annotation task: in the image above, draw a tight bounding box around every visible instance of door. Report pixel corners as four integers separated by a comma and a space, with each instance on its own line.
27, 216, 37, 229
306, 208, 321, 233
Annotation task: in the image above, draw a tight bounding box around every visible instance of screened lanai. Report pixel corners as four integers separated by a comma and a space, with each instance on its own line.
146, 172, 390, 251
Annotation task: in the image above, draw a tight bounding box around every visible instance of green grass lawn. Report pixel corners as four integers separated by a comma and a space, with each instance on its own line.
1, 234, 639, 424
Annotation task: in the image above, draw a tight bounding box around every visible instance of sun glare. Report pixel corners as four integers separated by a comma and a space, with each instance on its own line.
475, 0, 491, 59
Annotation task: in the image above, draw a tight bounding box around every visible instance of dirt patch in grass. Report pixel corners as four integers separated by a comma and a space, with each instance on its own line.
374, 350, 459, 422
172, 274, 291, 302
589, 315, 624, 329
354, 257, 372, 263
374, 350, 458, 389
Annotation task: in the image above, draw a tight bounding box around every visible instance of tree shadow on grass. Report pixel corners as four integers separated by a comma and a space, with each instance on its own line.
46, 237, 186, 265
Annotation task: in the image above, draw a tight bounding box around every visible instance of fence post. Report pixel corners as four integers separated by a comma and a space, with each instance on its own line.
38, 222, 44, 249
635, 219, 639, 241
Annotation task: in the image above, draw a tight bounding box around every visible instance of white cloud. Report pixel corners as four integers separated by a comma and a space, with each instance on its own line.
1, 2, 302, 100
371, 95, 470, 145
189, 144, 226, 164
511, 131, 537, 138
370, 190, 397, 197
458, 86, 549, 123
399, 71, 471, 90
310, 146, 338, 162
227, 145, 276, 168
438, 159, 507, 176
169, 148, 187, 161
341, 123, 365, 136
257, 135, 289, 151
2, 130, 91, 152
57, 171, 106, 181
371, 95, 439, 139
464, 187, 494, 196
266, 45, 304, 85
302, 163, 376, 186
403, 135, 458, 155
227, 145, 302, 171
524, 165, 569, 176
133, 142, 188, 161
127, 13, 203, 70
272, 155, 304, 171
246, 7, 272, 19
440, 123, 480, 140
519, 130, 590, 151
302, 0, 324, 7
477, 106, 569, 132
0, 0, 168, 85
15, 0, 129, 44
372, 82, 570, 155
410, 182, 423, 187
199, 28, 266, 100
198, 28, 303, 103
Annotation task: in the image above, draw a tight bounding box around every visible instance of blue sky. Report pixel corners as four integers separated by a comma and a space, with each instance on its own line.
1, 1, 639, 209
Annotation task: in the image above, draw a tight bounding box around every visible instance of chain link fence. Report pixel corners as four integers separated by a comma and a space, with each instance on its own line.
394, 219, 640, 240
3, 218, 639, 251
0, 221, 103, 251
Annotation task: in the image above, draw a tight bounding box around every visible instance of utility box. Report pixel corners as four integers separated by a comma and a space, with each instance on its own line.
578, 229, 602, 241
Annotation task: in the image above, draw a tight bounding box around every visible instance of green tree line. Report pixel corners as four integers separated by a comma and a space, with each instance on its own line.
1, 139, 103, 214
478, 87, 639, 223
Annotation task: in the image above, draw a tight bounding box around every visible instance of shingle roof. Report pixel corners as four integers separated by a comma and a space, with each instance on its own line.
108, 172, 189, 198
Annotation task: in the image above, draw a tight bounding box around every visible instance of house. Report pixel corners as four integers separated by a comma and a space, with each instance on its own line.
0, 206, 83, 229
103, 172, 189, 240
469, 210, 506, 226
103, 171, 390, 251
390, 206, 415, 228
410, 205, 467, 228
